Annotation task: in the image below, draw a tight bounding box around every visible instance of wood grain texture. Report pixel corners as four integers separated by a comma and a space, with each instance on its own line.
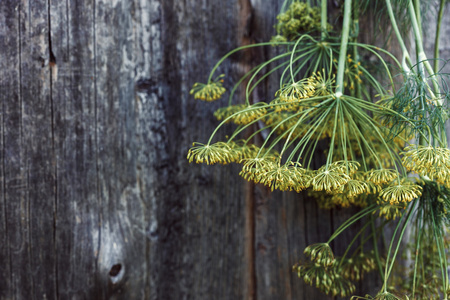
1, 0, 445, 299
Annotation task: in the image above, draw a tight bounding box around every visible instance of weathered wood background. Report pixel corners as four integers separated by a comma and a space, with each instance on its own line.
0, 0, 448, 299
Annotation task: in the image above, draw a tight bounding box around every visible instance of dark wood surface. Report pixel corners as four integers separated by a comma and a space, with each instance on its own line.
3, 0, 438, 299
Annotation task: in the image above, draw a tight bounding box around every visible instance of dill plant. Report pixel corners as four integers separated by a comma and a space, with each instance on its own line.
188, 0, 450, 298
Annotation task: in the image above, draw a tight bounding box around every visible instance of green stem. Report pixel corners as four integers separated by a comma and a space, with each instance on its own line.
289, 35, 315, 81
431, 206, 449, 299
382, 198, 418, 292
337, 221, 372, 270
327, 204, 378, 243
413, 0, 422, 36
434, 0, 446, 73
326, 98, 341, 166
384, 0, 412, 70
206, 42, 290, 83
206, 104, 268, 145
371, 214, 385, 281
321, 0, 327, 40
335, 0, 352, 95
408, 0, 440, 98
411, 204, 424, 298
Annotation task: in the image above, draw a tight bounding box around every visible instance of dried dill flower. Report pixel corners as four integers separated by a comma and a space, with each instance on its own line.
190, 74, 226, 101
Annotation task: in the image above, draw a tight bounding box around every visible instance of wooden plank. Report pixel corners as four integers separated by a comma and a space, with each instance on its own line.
0, 0, 20, 298
157, 0, 249, 298
93, 0, 148, 298
132, 2, 165, 299
49, 0, 101, 298
0, 0, 57, 299
20, 0, 57, 295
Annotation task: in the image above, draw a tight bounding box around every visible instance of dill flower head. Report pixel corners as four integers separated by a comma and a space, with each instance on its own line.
187, 142, 232, 165
332, 193, 355, 208
233, 104, 267, 125
214, 104, 246, 122
432, 166, 450, 187
376, 200, 406, 220
190, 75, 226, 101
366, 169, 398, 186
215, 103, 268, 125
328, 271, 356, 298
275, 76, 316, 102
341, 179, 370, 198
310, 168, 350, 193
226, 140, 259, 163
361, 291, 409, 300
379, 181, 422, 205
343, 55, 363, 91
239, 156, 277, 182
257, 162, 310, 192
402, 145, 450, 176
304, 243, 335, 267
294, 261, 334, 295
339, 252, 377, 282
295, 259, 355, 297
308, 190, 338, 209
269, 98, 300, 112
312, 70, 335, 96
328, 160, 360, 176
274, 2, 329, 40
270, 34, 288, 45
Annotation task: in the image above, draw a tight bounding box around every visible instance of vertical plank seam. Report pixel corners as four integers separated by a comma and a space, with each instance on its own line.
237, 0, 257, 298
22, 3, 36, 299
11, 3, 23, 297
2, 3, 17, 297
47, 0, 59, 298
1, 47, 9, 300
245, 181, 256, 300
302, 194, 308, 300
92, 0, 102, 295
27, 160, 35, 299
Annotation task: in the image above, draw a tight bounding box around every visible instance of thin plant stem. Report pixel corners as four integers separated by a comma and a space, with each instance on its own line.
371, 214, 385, 281
384, 0, 412, 70
321, 0, 327, 39
335, 0, 352, 95
434, 0, 446, 73
327, 204, 378, 243
382, 198, 418, 292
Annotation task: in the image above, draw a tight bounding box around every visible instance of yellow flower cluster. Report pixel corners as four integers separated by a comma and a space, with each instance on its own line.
190, 77, 226, 101
343, 55, 363, 91
379, 180, 422, 205
304, 243, 335, 267
240, 159, 311, 192
366, 169, 398, 185
187, 141, 424, 208
269, 98, 302, 112
214, 104, 267, 125
187, 141, 260, 165
187, 142, 231, 165
402, 145, 450, 187
376, 200, 406, 220
275, 75, 316, 102
312, 70, 335, 96
295, 243, 357, 297
310, 161, 362, 193
273, 1, 327, 41
339, 252, 377, 281
342, 180, 370, 198
311, 169, 351, 192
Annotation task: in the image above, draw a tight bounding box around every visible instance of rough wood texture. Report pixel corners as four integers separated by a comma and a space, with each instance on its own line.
1, 0, 446, 299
